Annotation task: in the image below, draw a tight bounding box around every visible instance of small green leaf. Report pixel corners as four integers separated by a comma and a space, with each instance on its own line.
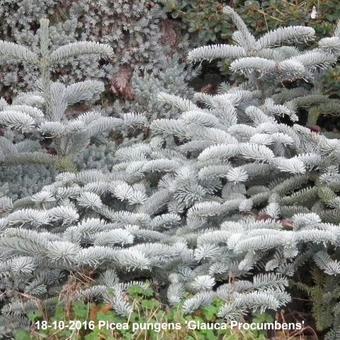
141, 299, 160, 310
27, 310, 43, 322
203, 329, 218, 340
73, 301, 89, 320
15, 330, 32, 340
202, 305, 218, 321
53, 304, 66, 320
128, 285, 154, 298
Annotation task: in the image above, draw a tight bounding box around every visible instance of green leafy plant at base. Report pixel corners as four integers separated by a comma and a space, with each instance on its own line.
14, 285, 270, 340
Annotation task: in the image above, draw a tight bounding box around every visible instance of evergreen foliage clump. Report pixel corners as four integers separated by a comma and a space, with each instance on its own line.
0, 1, 196, 199
166, 0, 340, 129
0, 5, 340, 338
0, 19, 147, 199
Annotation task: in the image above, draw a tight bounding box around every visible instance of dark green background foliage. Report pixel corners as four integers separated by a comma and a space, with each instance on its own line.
164, 0, 340, 42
